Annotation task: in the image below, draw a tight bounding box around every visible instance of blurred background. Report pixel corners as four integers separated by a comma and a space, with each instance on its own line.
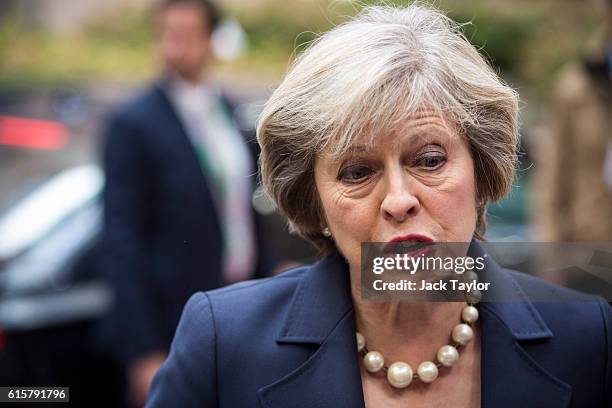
0, 0, 609, 406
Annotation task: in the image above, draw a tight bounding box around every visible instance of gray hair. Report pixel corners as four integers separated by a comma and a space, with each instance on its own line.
257, 3, 520, 253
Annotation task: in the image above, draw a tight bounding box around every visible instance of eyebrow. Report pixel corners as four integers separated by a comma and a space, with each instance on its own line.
331, 120, 456, 160
360, 127, 451, 149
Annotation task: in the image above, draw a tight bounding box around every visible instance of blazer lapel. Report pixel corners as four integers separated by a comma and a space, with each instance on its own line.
479, 305, 572, 408
152, 81, 223, 217
257, 252, 365, 408
472, 242, 573, 408
153, 80, 210, 183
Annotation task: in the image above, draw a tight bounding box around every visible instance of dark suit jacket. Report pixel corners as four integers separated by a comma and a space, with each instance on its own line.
147, 242, 612, 407
101, 81, 275, 365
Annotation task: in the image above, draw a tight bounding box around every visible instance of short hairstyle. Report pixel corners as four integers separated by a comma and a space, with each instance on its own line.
257, 4, 520, 254
157, 0, 221, 34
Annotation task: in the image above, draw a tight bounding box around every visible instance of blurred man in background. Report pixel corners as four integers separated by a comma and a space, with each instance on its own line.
535, 0, 612, 241
101, 0, 278, 405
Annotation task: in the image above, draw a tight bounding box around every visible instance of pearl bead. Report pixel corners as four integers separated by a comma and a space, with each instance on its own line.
466, 288, 482, 304
437, 345, 459, 367
465, 270, 479, 282
363, 351, 385, 373
356, 332, 365, 352
462, 305, 479, 324
387, 362, 413, 388
417, 361, 439, 383
452, 323, 474, 345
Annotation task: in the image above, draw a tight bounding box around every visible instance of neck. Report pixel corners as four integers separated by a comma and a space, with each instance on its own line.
351, 275, 464, 363
167, 68, 207, 86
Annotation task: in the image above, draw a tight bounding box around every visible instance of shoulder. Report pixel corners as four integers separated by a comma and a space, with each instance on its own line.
147, 267, 309, 407
102, 85, 170, 153
506, 268, 611, 330
186, 266, 307, 332
505, 268, 601, 301
166, 266, 308, 354
106, 85, 168, 131
147, 289, 217, 406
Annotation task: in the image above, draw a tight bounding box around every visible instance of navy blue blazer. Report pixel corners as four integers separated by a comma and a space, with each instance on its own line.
147, 243, 612, 407
101, 81, 275, 365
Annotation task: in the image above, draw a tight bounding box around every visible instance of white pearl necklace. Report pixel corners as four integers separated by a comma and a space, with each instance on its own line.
357, 298, 480, 389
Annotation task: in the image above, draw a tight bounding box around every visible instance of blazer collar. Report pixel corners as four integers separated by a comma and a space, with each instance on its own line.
468, 241, 554, 341
276, 251, 354, 345
261, 241, 571, 408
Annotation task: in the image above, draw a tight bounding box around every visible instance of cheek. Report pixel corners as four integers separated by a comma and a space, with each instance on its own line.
316, 179, 378, 264
319, 181, 376, 239
425, 156, 477, 241
193, 40, 211, 60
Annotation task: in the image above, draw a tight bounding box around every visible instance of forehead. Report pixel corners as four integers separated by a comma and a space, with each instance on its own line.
159, 4, 210, 33
394, 110, 458, 139
328, 109, 460, 158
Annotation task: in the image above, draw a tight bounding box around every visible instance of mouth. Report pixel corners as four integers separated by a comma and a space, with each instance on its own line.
382, 234, 434, 255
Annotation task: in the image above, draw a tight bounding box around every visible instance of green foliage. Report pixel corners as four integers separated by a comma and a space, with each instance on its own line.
0, 7, 156, 87
231, 1, 539, 79
453, 13, 536, 73
227, 1, 342, 75
0, 0, 603, 95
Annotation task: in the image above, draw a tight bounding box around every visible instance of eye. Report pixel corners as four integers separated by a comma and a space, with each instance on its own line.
338, 164, 374, 183
415, 152, 447, 170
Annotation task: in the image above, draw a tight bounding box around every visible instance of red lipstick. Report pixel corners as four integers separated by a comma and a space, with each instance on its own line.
383, 234, 434, 255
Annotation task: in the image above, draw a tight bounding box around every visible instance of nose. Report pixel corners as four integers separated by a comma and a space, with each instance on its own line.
380, 169, 421, 223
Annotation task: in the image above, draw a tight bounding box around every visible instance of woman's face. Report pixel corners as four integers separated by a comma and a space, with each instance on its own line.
314, 111, 478, 272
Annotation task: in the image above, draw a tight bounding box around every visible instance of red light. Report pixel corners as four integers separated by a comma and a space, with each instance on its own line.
0, 116, 68, 150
